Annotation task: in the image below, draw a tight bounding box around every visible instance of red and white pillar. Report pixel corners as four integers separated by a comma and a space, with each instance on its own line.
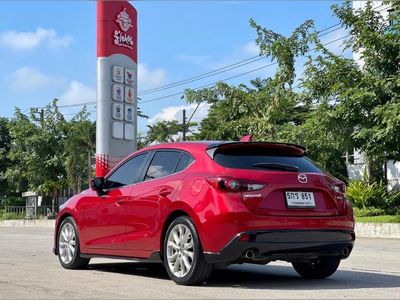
96, 0, 138, 176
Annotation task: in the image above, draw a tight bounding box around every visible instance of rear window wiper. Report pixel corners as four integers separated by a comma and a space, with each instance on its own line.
252, 163, 299, 172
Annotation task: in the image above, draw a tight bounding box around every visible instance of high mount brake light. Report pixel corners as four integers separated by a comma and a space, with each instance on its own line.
206, 177, 266, 192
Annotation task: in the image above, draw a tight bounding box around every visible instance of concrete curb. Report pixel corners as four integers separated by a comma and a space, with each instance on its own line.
355, 222, 400, 239
0, 220, 399, 239
0, 219, 55, 228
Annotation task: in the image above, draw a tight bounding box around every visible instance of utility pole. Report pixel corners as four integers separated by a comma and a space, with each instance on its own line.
88, 150, 92, 187
182, 109, 186, 141
33, 108, 44, 128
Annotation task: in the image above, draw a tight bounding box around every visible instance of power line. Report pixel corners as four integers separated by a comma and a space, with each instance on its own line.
34, 101, 96, 110
140, 34, 351, 104
138, 23, 344, 96
24, 4, 387, 111
138, 3, 387, 96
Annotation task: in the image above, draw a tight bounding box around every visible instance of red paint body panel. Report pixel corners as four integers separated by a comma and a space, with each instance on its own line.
54, 142, 355, 259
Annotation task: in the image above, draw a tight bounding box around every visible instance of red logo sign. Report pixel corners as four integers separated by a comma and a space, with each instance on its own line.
97, 1, 137, 62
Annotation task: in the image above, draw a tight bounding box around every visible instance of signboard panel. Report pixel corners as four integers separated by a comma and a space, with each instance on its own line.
112, 84, 124, 101
96, 0, 138, 177
125, 86, 135, 103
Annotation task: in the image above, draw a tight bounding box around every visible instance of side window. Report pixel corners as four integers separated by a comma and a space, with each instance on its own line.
106, 153, 148, 189
145, 151, 182, 180
175, 153, 194, 173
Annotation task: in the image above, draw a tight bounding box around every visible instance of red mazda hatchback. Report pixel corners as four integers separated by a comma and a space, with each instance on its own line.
53, 141, 355, 285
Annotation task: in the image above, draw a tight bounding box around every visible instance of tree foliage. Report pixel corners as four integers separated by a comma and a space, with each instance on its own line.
4, 100, 95, 207
184, 0, 399, 181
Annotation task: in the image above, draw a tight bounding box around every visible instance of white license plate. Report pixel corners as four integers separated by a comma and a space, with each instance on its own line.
285, 191, 315, 208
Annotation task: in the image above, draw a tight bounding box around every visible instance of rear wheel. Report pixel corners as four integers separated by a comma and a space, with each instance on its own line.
57, 217, 90, 269
292, 256, 340, 279
163, 216, 213, 285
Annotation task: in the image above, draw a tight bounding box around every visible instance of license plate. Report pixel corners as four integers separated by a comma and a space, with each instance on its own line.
285, 191, 315, 208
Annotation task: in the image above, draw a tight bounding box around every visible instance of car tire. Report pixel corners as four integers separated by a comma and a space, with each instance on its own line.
57, 217, 90, 269
163, 216, 213, 285
292, 256, 341, 279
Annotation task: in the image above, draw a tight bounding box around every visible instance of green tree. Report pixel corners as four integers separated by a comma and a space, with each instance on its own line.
64, 107, 96, 194
144, 119, 198, 145
302, 0, 400, 181
0, 117, 12, 197
6, 100, 67, 210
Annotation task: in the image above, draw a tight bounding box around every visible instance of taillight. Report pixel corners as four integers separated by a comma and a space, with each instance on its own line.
330, 181, 346, 199
206, 177, 266, 192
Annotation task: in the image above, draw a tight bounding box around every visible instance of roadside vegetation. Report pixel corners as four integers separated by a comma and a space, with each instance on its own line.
0, 1, 399, 221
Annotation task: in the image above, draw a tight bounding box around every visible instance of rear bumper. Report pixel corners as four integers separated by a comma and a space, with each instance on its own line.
204, 229, 355, 264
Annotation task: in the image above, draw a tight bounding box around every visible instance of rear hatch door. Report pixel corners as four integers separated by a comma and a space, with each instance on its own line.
208, 142, 340, 217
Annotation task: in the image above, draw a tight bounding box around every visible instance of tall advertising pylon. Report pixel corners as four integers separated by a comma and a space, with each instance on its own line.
96, 0, 138, 177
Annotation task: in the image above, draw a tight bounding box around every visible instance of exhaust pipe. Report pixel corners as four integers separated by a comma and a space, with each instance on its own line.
341, 247, 351, 258
243, 249, 255, 259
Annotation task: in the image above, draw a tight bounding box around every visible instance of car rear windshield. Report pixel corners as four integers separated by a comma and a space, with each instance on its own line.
212, 145, 322, 173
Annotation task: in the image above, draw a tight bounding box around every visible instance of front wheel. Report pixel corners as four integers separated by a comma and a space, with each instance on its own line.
163, 216, 213, 285
57, 217, 90, 269
292, 256, 341, 279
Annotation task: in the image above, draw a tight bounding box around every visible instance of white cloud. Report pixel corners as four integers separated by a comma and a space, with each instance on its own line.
148, 103, 210, 125
8, 67, 64, 91
0, 28, 73, 50
59, 81, 96, 105
242, 41, 259, 56
138, 63, 168, 92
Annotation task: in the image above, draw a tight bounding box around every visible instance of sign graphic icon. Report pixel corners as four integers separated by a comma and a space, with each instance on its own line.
112, 65, 124, 83
125, 86, 135, 103
112, 84, 124, 101
125, 105, 134, 122
112, 103, 123, 120
116, 7, 133, 32
125, 69, 134, 85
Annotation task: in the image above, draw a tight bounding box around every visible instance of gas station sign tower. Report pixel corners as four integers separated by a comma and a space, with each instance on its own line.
96, 0, 138, 176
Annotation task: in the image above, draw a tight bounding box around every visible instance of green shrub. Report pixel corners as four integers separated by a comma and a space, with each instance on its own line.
353, 207, 386, 217
346, 180, 400, 209
0, 212, 25, 220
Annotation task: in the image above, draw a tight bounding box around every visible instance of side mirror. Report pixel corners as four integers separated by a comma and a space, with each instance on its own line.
91, 177, 105, 195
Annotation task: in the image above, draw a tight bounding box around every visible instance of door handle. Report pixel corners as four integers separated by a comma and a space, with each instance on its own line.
159, 187, 173, 197
116, 199, 126, 206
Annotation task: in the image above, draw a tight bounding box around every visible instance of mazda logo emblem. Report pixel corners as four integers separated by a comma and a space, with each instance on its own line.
298, 174, 307, 183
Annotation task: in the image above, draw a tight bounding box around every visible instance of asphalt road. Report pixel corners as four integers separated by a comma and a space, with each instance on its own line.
0, 227, 399, 299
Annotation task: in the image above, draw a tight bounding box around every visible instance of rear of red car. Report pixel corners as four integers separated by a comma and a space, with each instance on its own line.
200, 142, 355, 265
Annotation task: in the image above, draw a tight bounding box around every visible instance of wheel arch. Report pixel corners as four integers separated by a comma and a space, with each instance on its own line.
54, 212, 80, 255
159, 203, 203, 257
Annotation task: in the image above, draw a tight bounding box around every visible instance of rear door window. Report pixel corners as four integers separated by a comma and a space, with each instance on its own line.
145, 151, 182, 180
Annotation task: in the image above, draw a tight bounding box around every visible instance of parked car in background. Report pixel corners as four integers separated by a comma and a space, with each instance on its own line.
53, 141, 355, 285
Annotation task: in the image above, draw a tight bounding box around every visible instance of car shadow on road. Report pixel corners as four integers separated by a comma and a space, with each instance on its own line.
88, 262, 169, 280
88, 262, 400, 290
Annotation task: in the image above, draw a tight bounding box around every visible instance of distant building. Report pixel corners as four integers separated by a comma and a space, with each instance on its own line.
346, 1, 399, 190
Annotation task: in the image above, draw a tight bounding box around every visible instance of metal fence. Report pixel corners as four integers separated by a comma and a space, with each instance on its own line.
1, 206, 54, 220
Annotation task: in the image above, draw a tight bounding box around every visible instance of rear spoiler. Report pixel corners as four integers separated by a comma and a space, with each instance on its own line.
206, 142, 306, 159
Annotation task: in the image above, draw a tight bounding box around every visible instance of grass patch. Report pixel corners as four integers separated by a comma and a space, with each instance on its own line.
356, 215, 400, 223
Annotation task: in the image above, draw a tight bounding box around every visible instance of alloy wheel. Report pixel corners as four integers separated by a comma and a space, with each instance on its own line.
166, 223, 194, 278
58, 223, 76, 264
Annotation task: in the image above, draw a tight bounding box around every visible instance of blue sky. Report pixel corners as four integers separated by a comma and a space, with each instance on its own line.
0, 0, 350, 132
